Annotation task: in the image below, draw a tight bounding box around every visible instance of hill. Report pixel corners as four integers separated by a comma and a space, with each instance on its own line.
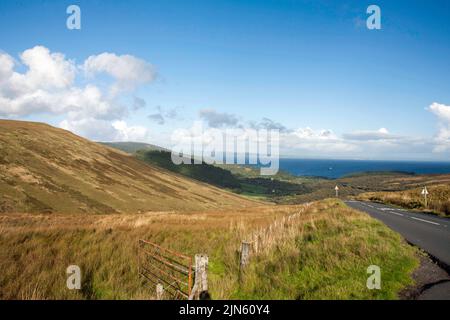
136, 150, 242, 189
99, 141, 169, 154
0, 120, 259, 214
135, 150, 315, 198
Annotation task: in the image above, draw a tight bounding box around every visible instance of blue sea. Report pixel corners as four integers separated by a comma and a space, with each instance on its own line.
279, 159, 450, 179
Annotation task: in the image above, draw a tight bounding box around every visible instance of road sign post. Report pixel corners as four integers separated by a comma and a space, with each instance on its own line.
421, 187, 429, 208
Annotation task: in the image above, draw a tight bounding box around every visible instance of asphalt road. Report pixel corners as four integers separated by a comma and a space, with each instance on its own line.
345, 200, 450, 299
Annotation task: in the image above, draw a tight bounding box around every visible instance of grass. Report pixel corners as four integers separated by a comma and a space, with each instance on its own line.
0, 199, 418, 300
233, 200, 418, 299
356, 184, 450, 217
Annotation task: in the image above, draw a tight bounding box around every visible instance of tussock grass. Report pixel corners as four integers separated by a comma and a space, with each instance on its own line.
233, 200, 418, 299
357, 184, 450, 217
0, 200, 418, 300
0, 205, 286, 299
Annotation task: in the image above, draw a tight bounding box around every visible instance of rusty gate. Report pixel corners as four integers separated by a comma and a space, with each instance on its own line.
138, 239, 193, 299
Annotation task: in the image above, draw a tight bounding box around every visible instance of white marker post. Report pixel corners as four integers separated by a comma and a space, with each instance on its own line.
335, 185, 339, 198
421, 187, 429, 208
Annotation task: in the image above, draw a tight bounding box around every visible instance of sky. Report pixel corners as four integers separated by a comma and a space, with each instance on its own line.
0, 0, 449, 160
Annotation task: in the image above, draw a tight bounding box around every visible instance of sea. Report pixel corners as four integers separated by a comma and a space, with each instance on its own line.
279, 159, 450, 179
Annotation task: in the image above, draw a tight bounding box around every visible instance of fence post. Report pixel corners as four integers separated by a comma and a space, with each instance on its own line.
156, 283, 164, 300
189, 254, 209, 300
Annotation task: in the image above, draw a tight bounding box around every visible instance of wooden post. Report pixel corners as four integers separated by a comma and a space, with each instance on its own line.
189, 254, 209, 300
156, 283, 164, 300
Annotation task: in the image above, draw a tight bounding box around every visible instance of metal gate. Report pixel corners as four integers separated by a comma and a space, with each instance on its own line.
138, 239, 193, 299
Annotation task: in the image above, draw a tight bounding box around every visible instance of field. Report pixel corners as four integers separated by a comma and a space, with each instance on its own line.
0, 199, 418, 300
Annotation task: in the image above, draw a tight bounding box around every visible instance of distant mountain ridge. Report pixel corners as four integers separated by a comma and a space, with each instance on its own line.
99, 141, 169, 154
0, 120, 259, 213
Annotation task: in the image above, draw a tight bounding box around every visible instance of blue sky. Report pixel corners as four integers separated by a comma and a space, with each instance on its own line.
1, 0, 450, 160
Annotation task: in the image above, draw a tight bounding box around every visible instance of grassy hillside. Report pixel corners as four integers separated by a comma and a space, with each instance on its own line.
134, 150, 312, 198
0, 199, 418, 299
0, 120, 258, 214
136, 150, 242, 189
357, 184, 450, 217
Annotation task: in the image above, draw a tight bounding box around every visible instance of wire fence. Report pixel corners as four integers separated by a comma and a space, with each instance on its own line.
138, 203, 311, 298
240, 203, 312, 269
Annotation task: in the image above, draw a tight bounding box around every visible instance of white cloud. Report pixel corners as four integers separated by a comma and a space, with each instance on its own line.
292, 127, 338, 140
0, 53, 14, 80
277, 126, 434, 159
60, 119, 150, 142
112, 120, 150, 141
0, 83, 123, 120
282, 127, 356, 155
19, 46, 76, 90
0, 46, 156, 142
342, 128, 399, 141
428, 102, 450, 123
83, 52, 156, 94
0, 46, 76, 100
427, 102, 450, 152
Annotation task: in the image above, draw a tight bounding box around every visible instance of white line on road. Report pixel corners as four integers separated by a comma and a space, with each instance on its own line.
391, 212, 404, 217
410, 217, 440, 226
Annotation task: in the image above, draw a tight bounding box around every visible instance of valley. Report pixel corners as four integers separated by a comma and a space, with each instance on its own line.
0, 120, 448, 300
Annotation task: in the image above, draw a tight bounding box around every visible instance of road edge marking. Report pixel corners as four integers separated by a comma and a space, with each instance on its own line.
410, 217, 440, 226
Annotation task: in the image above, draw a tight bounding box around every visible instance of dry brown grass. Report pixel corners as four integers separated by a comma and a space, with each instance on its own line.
0, 200, 418, 300
0, 204, 295, 299
357, 184, 450, 217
